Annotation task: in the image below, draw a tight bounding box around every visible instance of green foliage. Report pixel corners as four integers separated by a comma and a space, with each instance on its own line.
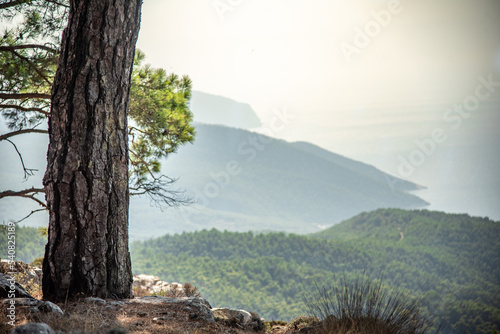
1, 0, 69, 44
128, 50, 195, 205
0, 0, 65, 131
130, 209, 500, 333
37, 226, 47, 236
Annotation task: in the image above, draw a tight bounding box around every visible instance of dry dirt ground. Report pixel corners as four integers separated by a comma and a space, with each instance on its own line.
0, 261, 320, 334
0, 300, 319, 334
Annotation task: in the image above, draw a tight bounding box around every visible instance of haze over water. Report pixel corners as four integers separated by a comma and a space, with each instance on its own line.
137, 0, 500, 220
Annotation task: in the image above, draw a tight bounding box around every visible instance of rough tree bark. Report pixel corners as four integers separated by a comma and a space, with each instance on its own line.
42, 0, 142, 301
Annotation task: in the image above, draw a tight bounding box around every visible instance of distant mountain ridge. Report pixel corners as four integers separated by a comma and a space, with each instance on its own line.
1, 91, 429, 239
129, 123, 428, 238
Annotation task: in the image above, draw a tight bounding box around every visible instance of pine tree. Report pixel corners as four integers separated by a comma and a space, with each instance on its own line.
0, 0, 195, 300
0, 1, 195, 223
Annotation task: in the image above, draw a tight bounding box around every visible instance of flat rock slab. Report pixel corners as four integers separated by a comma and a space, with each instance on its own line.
133, 296, 214, 322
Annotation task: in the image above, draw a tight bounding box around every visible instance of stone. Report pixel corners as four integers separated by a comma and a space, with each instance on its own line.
10, 322, 55, 334
212, 307, 264, 330
2, 298, 63, 315
133, 296, 214, 322
132, 274, 161, 290
37, 301, 63, 315
213, 307, 252, 323
0, 273, 35, 299
34, 268, 43, 278
84, 297, 106, 304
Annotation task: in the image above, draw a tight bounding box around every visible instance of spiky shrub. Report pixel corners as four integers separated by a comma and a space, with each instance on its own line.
303, 273, 436, 334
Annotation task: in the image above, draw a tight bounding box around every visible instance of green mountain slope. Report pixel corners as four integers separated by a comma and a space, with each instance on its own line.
130, 209, 500, 333
130, 123, 428, 238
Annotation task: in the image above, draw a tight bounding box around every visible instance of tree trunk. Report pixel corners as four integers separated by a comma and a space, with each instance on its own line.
42, 0, 142, 301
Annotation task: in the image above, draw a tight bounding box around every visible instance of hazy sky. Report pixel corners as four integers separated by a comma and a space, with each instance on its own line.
136, 0, 500, 155
137, 0, 499, 117
135, 0, 500, 219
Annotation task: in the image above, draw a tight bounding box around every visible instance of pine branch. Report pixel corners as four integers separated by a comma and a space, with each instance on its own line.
0, 103, 50, 115
6, 48, 53, 85
0, 128, 48, 141
0, 187, 47, 208
0, 0, 29, 10
45, 0, 69, 8
13, 208, 47, 224
130, 149, 158, 180
4, 138, 39, 179
129, 175, 193, 208
0, 44, 58, 53
0, 92, 51, 100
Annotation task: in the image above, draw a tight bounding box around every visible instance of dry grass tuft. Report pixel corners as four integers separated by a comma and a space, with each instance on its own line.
303, 273, 436, 334
132, 286, 150, 298
33, 302, 122, 333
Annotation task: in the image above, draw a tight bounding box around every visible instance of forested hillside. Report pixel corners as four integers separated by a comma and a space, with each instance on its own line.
130, 209, 500, 333
3, 209, 499, 333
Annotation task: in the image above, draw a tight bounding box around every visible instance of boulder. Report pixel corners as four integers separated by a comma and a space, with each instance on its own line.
10, 323, 55, 334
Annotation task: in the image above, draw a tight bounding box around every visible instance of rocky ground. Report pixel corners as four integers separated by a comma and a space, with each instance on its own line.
0, 261, 320, 334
